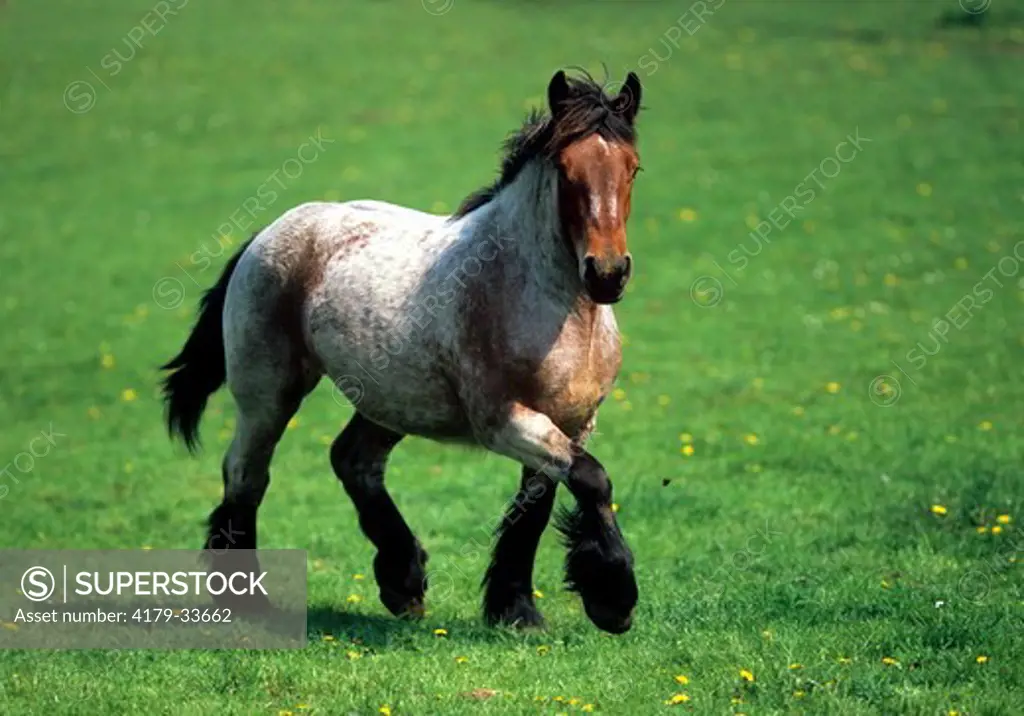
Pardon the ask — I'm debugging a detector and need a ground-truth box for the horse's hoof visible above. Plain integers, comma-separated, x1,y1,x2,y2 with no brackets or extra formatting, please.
380,588,425,620
485,594,545,629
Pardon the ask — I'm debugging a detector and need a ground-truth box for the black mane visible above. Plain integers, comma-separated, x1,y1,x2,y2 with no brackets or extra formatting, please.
453,71,638,219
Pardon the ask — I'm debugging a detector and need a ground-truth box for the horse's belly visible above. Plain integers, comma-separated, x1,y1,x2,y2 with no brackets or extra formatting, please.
343,374,470,440
310,321,470,438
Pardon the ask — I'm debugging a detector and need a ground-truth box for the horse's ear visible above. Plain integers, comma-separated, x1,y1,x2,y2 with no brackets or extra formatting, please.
614,72,642,124
548,70,570,118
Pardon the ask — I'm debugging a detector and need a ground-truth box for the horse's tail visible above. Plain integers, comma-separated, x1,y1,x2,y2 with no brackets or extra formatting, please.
160,236,255,453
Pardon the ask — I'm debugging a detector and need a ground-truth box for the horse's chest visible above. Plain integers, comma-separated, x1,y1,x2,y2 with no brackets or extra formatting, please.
529,316,620,436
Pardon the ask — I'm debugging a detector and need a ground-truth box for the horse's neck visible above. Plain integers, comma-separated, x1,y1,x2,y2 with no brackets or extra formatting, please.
472,161,582,309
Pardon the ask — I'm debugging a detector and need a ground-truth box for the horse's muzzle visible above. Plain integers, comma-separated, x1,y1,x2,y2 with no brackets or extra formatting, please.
583,254,632,304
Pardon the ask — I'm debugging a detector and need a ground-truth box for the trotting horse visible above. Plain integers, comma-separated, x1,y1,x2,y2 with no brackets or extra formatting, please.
161,70,643,633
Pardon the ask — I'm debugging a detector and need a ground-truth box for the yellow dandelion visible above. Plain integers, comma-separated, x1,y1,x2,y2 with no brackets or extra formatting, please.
121,388,138,402
739,669,755,683
322,634,335,641
101,353,115,369
731,696,743,705
345,594,362,604
353,573,365,580
931,504,948,516
345,650,361,660
978,420,993,431
997,514,1011,524
976,655,989,664
658,394,671,406
825,381,841,394
455,656,468,664
792,406,805,416
681,444,695,457
761,629,772,640
793,690,806,698
679,432,693,443
287,417,300,430
533,588,544,598
612,388,627,401
674,675,689,685
743,433,759,446
665,693,690,705
789,663,803,670
977,526,989,534
279,711,293,716
537,644,550,655
296,704,309,710
582,705,595,713
881,579,891,589
917,182,933,197
611,502,620,513
379,706,391,716
882,657,899,666
678,208,698,223
568,698,581,706
433,628,448,637
992,525,1003,535
838,657,852,664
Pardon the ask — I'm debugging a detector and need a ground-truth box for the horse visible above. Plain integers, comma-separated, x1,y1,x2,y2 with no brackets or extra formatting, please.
160,69,644,633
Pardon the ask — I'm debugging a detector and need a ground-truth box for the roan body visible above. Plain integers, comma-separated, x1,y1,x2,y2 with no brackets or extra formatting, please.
161,70,644,632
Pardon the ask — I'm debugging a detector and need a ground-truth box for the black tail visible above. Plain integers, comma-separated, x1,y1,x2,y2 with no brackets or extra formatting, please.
160,238,255,453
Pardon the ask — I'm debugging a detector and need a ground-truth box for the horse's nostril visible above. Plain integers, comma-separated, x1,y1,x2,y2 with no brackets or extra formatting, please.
583,256,598,282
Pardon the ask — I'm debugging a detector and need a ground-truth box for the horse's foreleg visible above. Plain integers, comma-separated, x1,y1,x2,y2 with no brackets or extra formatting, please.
557,451,637,634
330,413,426,618
477,403,576,479
483,467,557,627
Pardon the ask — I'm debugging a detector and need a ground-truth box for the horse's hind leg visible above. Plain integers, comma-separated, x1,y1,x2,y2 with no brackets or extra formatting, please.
329,413,427,618
206,346,313,609
483,468,556,627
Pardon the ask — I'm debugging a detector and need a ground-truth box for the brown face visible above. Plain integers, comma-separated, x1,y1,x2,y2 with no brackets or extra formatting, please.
557,134,640,304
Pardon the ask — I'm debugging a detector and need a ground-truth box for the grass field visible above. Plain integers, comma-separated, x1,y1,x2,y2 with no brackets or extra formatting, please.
2,0,1024,713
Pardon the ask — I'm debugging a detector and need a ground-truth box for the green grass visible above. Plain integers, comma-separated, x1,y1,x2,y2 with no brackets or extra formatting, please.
2,0,1024,713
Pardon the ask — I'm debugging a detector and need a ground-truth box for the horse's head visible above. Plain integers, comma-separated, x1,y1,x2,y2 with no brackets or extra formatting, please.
549,70,642,305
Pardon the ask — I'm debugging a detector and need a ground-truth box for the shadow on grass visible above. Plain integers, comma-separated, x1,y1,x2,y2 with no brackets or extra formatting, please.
306,605,551,649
